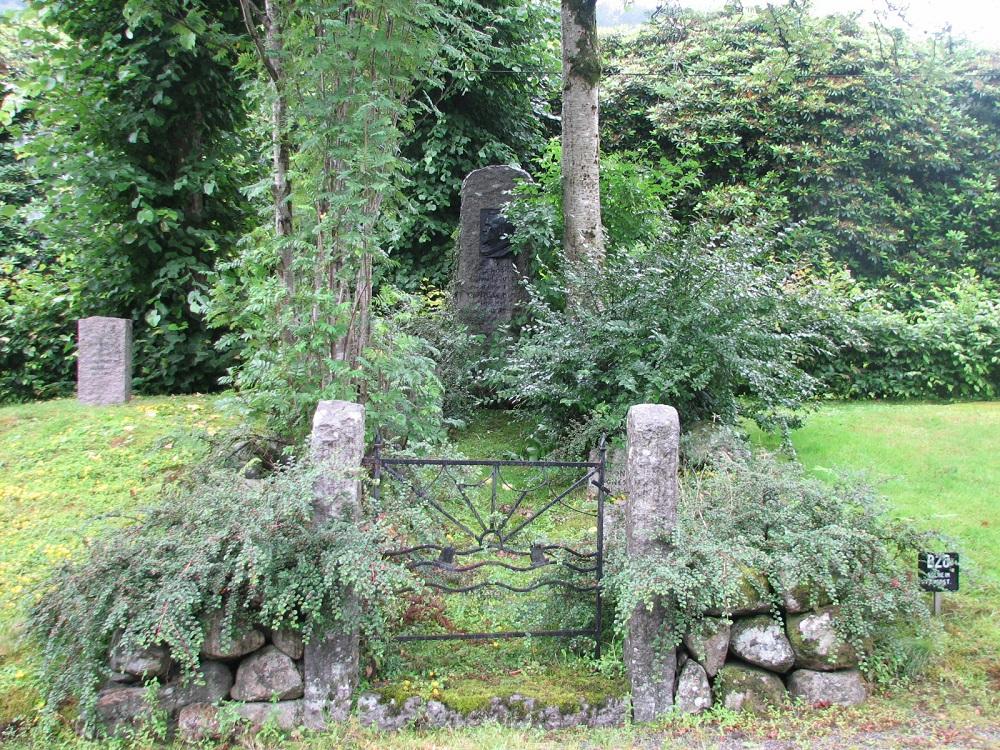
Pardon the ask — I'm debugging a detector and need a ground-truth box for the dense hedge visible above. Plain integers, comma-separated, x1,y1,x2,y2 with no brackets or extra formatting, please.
601,5,1000,299
814,276,1000,400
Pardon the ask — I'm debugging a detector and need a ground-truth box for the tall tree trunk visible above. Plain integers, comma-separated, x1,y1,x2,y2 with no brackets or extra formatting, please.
561,0,605,268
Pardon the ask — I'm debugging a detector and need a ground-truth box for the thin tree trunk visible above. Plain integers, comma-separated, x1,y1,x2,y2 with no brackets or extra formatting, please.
264,0,294,297
561,0,605,268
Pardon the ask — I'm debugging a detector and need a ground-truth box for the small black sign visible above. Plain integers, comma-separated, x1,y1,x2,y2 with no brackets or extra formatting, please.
919,551,959,592
479,208,515,258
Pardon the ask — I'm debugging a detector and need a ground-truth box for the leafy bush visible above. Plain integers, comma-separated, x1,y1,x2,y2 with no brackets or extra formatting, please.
14,1,252,396
216,285,450,445
0,267,78,403
497,214,836,449
812,274,1000,400
506,141,678,281
601,4,1000,298
28,461,414,729
605,453,937,681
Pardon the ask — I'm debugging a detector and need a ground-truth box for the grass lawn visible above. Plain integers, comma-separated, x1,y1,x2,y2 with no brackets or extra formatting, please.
753,401,1000,587
0,397,998,749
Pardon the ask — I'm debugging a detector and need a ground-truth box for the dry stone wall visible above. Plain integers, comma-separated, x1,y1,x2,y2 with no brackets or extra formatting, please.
621,407,871,721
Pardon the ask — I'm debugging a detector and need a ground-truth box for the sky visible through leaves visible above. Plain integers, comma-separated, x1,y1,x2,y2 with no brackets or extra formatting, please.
598,0,1000,48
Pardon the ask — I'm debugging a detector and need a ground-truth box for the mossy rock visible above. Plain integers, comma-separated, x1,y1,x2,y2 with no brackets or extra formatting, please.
708,567,772,616
713,664,787,715
683,617,730,677
375,668,625,718
786,606,861,670
781,578,834,614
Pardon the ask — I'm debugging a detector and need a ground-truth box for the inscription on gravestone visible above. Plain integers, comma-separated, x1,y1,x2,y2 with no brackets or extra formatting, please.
454,165,531,336
77,316,133,405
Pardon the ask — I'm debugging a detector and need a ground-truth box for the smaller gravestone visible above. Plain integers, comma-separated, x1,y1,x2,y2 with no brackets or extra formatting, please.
454,165,531,336
77,317,132,405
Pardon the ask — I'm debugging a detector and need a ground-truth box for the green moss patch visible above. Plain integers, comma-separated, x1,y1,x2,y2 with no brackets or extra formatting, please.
374,666,625,717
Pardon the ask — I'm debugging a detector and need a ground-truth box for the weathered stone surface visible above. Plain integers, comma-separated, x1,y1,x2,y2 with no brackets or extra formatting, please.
782,579,834,614
624,404,680,723
356,692,627,731
77,317,132,405
453,165,532,336
714,664,787,715
675,660,712,714
787,669,868,707
160,661,233,712
707,568,772,617
200,611,266,660
232,646,303,702
683,618,731,678
304,400,364,729
233,700,304,731
109,640,172,680
272,629,304,660
177,702,222,743
787,607,860,671
93,686,151,734
177,700,304,741
729,615,796,673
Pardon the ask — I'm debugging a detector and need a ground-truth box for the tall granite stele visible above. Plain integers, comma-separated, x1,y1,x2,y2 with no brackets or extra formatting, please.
454,165,531,336
77,316,133,405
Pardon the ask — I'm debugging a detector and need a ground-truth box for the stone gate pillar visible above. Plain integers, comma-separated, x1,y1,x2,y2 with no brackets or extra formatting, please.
624,404,680,722
304,400,365,728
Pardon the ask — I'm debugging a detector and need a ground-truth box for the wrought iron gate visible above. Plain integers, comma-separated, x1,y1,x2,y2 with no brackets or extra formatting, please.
367,433,608,658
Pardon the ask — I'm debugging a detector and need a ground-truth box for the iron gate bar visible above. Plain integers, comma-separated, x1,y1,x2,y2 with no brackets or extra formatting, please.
384,543,597,559
377,457,600,468
395,628,595,643
406,559,598,575
368,431,608,658
424,578,598,594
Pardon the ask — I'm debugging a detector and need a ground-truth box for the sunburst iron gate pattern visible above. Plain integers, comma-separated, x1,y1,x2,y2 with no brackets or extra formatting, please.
367,434,609,659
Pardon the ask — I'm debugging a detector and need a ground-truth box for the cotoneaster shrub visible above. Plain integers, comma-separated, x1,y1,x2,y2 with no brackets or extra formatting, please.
27,461,414,730
604,452,939,683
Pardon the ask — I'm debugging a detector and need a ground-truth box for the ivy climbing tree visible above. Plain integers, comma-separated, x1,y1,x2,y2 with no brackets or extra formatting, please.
223,0,450,435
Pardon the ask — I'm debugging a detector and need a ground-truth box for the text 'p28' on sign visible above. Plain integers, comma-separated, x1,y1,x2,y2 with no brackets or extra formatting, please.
919,552,959,592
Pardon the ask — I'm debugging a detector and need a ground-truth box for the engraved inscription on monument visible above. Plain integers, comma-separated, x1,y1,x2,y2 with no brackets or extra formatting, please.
77,316,133,405
454,165,531,336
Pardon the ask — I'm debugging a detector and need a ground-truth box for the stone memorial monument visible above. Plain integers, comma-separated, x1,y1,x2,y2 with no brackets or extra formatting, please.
454,165,531,336
77,316,133,405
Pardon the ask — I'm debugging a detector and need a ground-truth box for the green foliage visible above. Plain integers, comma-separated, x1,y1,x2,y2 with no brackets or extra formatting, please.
15,0,251,395
497,214,833,449
27,460,414,731
811,273,1000,400
357,288,451,447
388,0,559,291
507,140,678,277
215,0,448,439
602,4,1000,299
605,453,937,681
0,266,77,402
0,14,78,404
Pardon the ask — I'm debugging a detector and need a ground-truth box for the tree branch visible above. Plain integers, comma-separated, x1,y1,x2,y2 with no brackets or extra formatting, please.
238,0,280,84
